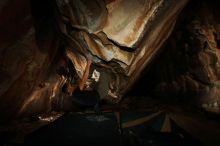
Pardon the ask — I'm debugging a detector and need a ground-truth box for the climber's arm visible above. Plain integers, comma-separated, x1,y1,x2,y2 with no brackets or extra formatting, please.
79,58,92,91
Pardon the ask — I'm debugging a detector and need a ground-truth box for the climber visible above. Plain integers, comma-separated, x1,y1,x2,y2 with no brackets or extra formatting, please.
68,56,101,114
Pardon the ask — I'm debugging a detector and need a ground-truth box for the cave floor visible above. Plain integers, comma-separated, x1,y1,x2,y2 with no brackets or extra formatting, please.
1,97,220,146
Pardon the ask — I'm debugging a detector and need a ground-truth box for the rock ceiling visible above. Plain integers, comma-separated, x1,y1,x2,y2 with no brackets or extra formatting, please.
56,0,188,100
0,0,188,120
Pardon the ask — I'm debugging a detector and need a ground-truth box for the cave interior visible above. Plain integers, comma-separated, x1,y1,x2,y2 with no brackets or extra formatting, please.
0,0,220,146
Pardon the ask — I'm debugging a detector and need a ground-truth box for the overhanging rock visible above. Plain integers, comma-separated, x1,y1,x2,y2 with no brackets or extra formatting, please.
57,0,189,102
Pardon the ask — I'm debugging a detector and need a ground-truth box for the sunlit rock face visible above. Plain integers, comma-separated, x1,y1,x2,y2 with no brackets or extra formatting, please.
0,0,188,121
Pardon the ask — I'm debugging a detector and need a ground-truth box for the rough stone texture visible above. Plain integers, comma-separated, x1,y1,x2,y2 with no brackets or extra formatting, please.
0,0,189,121
56,0,188,101
0,0,65,122
103,0,164,48
141,1,220,112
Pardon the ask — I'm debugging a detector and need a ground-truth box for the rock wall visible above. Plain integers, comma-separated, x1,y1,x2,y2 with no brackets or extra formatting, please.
0,0,66,122
55,0,188,102
0,0,190,121
142,0,220,112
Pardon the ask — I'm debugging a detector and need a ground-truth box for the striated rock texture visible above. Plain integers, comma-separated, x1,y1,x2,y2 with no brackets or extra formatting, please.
56,0,188,101
0,0,189,121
